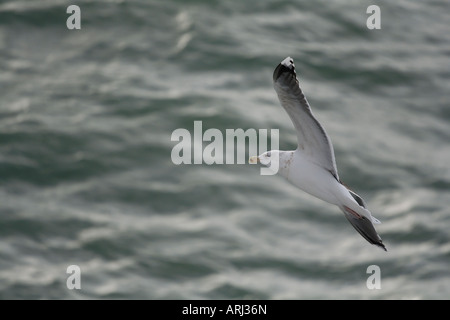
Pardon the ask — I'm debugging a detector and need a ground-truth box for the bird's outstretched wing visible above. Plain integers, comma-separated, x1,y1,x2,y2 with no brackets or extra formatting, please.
341,205,387,251
273,57,339,180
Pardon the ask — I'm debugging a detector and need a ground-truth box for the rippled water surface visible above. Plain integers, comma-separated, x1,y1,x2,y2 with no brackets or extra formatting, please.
0,0,449,299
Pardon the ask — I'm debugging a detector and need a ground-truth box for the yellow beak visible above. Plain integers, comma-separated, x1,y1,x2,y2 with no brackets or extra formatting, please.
249,156,260,164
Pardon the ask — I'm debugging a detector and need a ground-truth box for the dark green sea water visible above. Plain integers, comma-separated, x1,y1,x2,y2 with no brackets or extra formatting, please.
0,0,449,299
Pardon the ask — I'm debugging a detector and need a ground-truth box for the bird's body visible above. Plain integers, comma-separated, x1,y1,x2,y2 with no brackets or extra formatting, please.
250,57,386,251
278,150,347,206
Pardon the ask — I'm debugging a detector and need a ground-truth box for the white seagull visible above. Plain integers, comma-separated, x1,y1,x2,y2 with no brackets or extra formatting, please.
250,57,386,251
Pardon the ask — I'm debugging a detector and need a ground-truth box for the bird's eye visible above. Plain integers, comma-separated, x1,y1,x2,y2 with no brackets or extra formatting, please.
266,152,271,157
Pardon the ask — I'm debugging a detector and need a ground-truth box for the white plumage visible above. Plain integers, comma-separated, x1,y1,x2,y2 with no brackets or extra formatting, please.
251,57,386,251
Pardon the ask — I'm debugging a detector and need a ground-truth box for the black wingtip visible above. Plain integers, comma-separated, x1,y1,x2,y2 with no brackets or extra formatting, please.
341,206,387,252
377,242,388,252
273,57,296,82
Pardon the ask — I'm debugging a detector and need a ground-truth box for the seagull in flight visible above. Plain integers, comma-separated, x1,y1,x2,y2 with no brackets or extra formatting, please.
250,57,386,251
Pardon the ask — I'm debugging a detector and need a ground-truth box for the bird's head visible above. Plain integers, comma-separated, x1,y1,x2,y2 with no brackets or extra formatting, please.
249,150,294,177
249,150,279,167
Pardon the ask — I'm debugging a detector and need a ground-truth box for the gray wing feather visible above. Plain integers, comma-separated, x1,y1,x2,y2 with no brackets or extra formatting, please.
341,206,387,251
273,57,339,180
